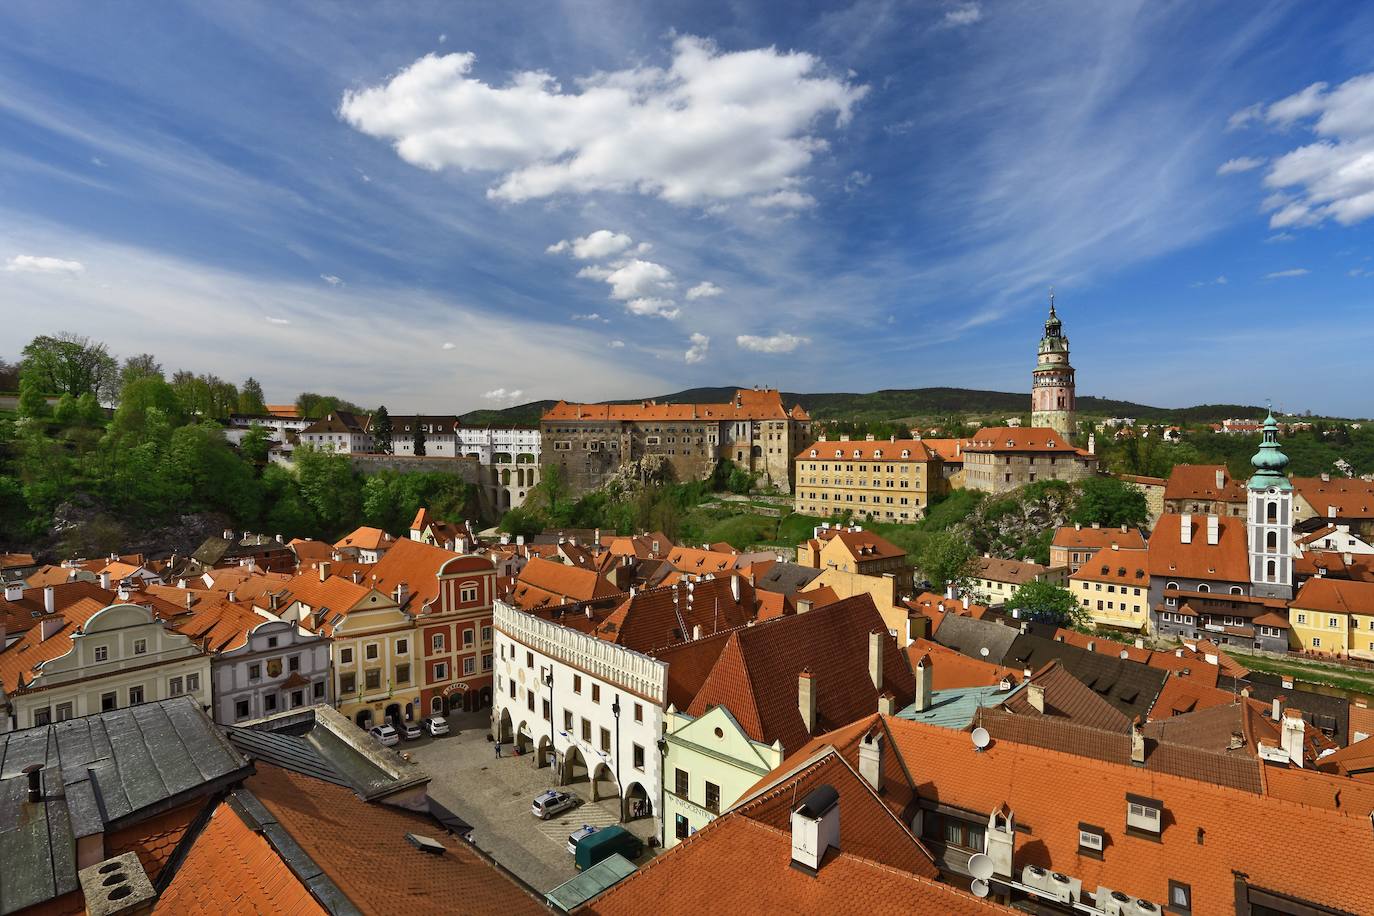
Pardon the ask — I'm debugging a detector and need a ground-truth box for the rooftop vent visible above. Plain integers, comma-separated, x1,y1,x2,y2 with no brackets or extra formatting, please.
405,833,447,855
77,852,155,916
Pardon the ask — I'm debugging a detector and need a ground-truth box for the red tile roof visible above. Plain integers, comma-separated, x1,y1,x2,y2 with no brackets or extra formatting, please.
976,555,1051,584
1148,673,1236,719
107,802,201,886
815,527,906,562
155,799,324,914
961,427,1086,454
247,764,544,914
1069,547,1150,585
1002,660,1131,732
1053,525,1147,551
664,546,743,574
172,597,270,653
796,439,936,462
904,638,1018,690
686,595,915,754
369,537,480,613
544,388,809,422
0,580,116,635
1294,476,1374,519
509,556,618,610
334,526,396,552
595,578,754,653
1292,575,1374,614
1148,513,1250,583
1163,464,1246,503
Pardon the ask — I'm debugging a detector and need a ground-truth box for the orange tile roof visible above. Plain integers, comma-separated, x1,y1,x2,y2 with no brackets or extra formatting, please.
0,552,35,568
1148,513,1250,583
0,596,111,692
686,595,915,753
509,556,618,610
155,799,324,915
917,437,964,463
334,526,396,552
816,527,907,562
976,555,1050,584
1293,475,1374,519
278,571,378,628
1069,547,1150,585
904,638,1018,689
796,439,936,461
22,565,82,588
1002,660,1130,732
1351,701,1374,741
1317,736,1374,779
1292,575,1374,614
1163,464,1246,503
173,597,269,653
961,427,1085,454
595,578,754,653
369,537,474,613
107,802,202,885
1052,525,1147,551
1148,672,1235,718
664,546,742,574
288,538,335,564
0,580,116,635
248,764,543,914
544,388,808,422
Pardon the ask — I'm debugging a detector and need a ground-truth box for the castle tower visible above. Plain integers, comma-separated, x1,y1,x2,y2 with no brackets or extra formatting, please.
1031,290,1076,443
1247,410,1293,600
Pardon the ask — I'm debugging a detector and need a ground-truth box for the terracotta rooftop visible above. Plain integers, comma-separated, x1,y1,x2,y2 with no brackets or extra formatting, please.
903,638,1018,690
1292,575,1374,614
961,426,1089,454
172,597,270,654
369,537,482,613
1002,660,1131,732
509,556,619,610
1163,464,1246,503
796,438,937,462
975,555,1051,585
1052,525,1147,551
543,388,809,423
815,527,907,562
1069,547,1150,585
0,580,118,636
1148,513,1250,583
594,577,755,653
664,546,743,574
1293,475,1374,519
333,526,396,552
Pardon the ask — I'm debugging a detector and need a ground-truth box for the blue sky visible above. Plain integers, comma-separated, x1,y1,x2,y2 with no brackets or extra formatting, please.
3,1,1374,416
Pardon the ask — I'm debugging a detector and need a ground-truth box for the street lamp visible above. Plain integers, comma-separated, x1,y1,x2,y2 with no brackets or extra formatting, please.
611,696,622,818
543,667,556,779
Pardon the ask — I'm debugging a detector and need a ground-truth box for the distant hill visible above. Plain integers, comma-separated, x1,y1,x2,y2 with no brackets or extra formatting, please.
458,387,1267,428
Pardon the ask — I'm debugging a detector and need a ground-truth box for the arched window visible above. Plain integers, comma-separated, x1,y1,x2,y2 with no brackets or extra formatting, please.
1267,501,1277,522
1230,586,1243,595
1166,581,1178,591
1196,584,1210,593
1266,531,1277,551
809,449,817,458
901,449,911,458
1267,560,1276,581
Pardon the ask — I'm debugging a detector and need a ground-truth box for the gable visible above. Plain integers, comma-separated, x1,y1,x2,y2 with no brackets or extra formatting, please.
675,706,776,774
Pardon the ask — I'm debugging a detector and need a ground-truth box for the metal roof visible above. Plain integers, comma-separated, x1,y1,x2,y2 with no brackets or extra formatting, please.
896,685,1012,730
545,853,637,911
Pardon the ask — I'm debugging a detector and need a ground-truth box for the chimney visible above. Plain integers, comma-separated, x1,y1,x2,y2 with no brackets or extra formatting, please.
790,785,840,874
1344,551,1354,566
1130,716,1146,765
796,598,813,614
1272,696,1285,721
962,594,970,610
40,615,64,641
945,584,956,601
226,590,236,603
692,624,702,640
878,691,896,715
799,669,817,734
730,575,741,603
1321,472,1331,482
868,629,884,693
1027,682,1046,714
100,571,112,590
1206,515,1219,546
5,582,25,601
912,654,931,712
1329,505,1338,519
1215,469,1225,489
1281,709,1306,767
76,852,156,916
1074,522,1082,531
44,586,55,614
185,592,194,610
23,763,42,803
352,570,362,584
858,728,883,790
1180,513,1192,544
516,535,525,547
1092,521,1101,529
318,561,331,583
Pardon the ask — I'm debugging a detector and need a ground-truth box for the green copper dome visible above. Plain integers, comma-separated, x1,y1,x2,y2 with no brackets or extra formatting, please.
1248,411,1291,490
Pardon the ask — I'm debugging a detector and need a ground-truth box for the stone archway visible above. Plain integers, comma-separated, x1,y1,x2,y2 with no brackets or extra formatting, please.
515,720,534,755
623,781,652,822
591,762,619,803
536,735,553,769
355,709,373,729
562,744,590,788
384,703,403,726
497,707,514,744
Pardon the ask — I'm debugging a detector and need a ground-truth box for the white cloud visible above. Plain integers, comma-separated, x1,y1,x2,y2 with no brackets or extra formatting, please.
90,156,106,168
1263,268,1309,279
570,312,608,322
625,297,679,319
1232,73,1374,229
578,258,680,318
1227,103,1263,131
320,273,344,286
608,339,626,348
265,315,292,325
1188,275,1228,288
1265,232,1295,243
844,170,872,192
441,341,456,350
482,387,524,404
685,281,722,300
548,230,635,260
338,36,866,208
4,254,85,275
684,333,710,364
943,3,983,27
438,33,447,44
736,332,811,353
1216,157,1265,176
750,189,816,210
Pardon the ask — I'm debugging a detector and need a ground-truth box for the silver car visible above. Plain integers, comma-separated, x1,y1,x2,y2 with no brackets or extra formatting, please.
369,725,399,747
567,824,600,855
531,790,577,820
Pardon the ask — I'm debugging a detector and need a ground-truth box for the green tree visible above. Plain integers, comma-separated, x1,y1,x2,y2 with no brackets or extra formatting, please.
413,418,427,457
915,531,981,594
53,393,79,426
76,393,104,426
295,445,362,536
498,506,544,540
241,424,272,464
261,464,318,537
20,333,118,399
238,377,267,415
110,376,184,441
17,374,49,419
1008,579,1088,628
119,353,162,389
1071,477,1148,529
539,463,568,517
727,466,755,494
372,406,393,454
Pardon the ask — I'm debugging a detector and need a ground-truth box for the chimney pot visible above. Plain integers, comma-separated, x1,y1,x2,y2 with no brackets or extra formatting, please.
1027,682,1046,714
798,669,817,734
43,586,55,614
1180,512,1193,544
23,763,42,802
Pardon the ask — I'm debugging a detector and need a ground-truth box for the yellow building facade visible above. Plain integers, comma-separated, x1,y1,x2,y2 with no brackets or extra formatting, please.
1287,578,1374,658
793,438,944,523
1067,548,1151,632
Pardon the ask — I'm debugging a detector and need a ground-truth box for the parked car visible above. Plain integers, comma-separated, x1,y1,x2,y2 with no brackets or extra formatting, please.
566,824,600,855
369,725,399,747
531,790,578,820
396,720,423,741
424,716,450,737
574,825,643,871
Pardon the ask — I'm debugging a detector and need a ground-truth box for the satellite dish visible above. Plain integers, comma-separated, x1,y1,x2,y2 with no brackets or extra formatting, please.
971,727,991,750
979,647,990,658
970,879,990,898
1119,650,1130,659
967,853,995,881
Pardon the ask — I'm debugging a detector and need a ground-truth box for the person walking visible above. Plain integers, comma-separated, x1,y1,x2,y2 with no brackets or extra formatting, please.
495,741,502,758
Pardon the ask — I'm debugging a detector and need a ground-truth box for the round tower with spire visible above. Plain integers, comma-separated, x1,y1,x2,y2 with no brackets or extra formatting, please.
1031,289,1077,443
1247,409,1293,600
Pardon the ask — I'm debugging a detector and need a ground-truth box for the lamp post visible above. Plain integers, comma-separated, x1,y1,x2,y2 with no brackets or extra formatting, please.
543,667,556,780
611,695,622,820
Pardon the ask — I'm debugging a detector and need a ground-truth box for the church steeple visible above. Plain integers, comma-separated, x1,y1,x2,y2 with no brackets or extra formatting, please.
1247,407,1293,600
1248,410,1291,491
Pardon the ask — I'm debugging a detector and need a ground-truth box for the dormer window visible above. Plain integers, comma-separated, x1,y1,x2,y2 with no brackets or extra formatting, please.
1047,440,1056,447
834,449,843,458
810,449,817,457
1126,793,1162,838
1078,822,1105,858
853,449,861,459
873,450,883,459
901,449,910,458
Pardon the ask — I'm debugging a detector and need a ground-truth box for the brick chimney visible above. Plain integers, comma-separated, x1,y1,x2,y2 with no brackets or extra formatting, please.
868,629,884,693
912,654,931,713
858,728,883,790
799,669,817,734
318,561,331,583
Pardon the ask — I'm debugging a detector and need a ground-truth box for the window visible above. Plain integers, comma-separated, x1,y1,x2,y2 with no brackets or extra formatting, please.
482,653,493,672
1297,613,1307,624
432,633,446,653
235,698,251,720
101,692,117,712
581,718,592,741
592,684,601,703
34,708,52,727
633,743,645,769
169,676,184,695
923,813,984,850
1127,794,1162,836
526,651,534,668
461,655,474,675
340,647,354,664
542,698,551,720
705,781,720,813
94,646,109,662
527,691,535,712
249,663,262,680
133,639,147,655
481,626,493,644
1078,823,1105,857
1313,636,1322,648
396,663,410,684
292,689,304,708
313,680,325,699
288,654,300,672
56,702,73,722
460,584,478,603
365,643,379,661
186,673,199,692
1168,880,1192,914
634,702,643,723
341,672,356,694
396,639,408,655
600,727,611,753
365,669,381,690
435,662,449,681
675,768,690,797
1330,617,1339,629
463,629,475,648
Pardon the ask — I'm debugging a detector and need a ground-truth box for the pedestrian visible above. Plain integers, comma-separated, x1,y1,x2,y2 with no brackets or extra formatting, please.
495,741,502,758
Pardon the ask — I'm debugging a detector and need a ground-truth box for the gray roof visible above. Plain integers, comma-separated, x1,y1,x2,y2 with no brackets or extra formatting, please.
931,614,1020,662
1000,633,1167,722
0,697,250,915
751,562,824,596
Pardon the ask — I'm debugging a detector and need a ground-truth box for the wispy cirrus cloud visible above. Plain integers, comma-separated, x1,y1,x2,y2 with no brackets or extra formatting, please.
4,254,85,274
736,332,811,353
1264,268,1309,279
1217,156,1264,176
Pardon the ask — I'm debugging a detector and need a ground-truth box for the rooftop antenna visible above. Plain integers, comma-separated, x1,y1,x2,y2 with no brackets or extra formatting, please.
1048,286,1056,315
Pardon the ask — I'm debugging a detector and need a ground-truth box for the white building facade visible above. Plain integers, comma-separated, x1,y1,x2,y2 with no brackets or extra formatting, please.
457,427,542,509
212,618,333,724
492,600,665,827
